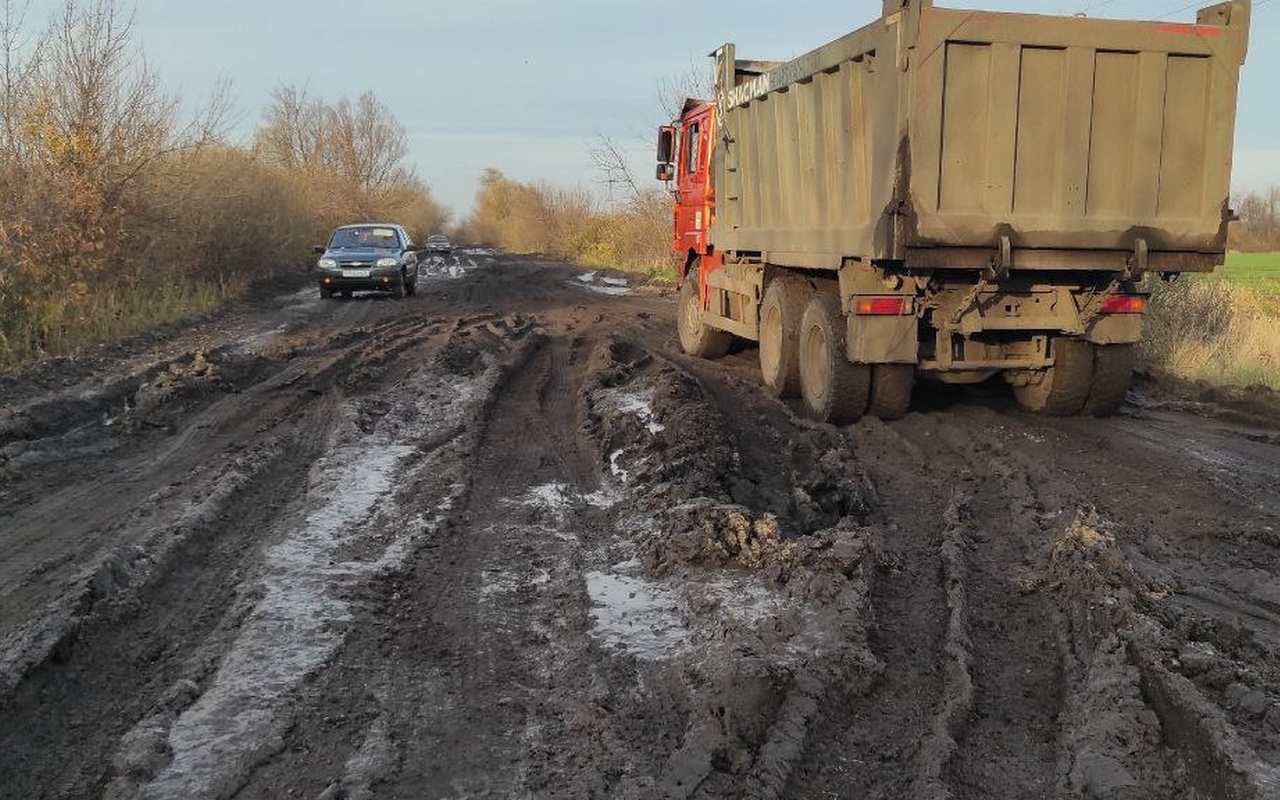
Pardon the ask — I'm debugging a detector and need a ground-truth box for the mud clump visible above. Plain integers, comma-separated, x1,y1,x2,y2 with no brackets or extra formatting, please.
132,351,221,417
649,502,791,574
646,499,876,594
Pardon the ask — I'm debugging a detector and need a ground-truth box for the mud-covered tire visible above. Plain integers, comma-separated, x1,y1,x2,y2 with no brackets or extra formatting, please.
798,292,871,424
867,364,915,420
405,272,418,297
391,274,407,299
1084,344,1135,417
1013,337,1094,415
758,277,811,397
677,278,733,359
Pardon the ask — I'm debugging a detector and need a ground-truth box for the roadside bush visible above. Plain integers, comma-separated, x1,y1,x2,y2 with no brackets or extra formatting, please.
0,0,448,371
457,167,676,281
1142,276,1280,390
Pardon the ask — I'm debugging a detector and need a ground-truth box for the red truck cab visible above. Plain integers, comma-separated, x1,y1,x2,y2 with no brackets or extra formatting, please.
658,100,716,285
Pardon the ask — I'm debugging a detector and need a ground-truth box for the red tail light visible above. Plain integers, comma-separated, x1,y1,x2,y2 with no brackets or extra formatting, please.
854,296,909,315
1099,295,1145,314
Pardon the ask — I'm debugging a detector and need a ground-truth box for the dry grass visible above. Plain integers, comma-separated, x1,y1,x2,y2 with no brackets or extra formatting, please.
0,1,448,372
457,168,677,283
1142,276,1280,390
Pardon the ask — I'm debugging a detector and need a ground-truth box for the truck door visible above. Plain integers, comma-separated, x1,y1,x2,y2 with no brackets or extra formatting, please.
675,106,713,259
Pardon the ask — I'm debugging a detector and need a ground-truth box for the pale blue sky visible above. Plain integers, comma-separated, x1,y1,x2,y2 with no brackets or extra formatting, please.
111,0,1280,214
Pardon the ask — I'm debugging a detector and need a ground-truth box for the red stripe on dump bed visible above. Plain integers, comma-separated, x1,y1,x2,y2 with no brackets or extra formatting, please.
1153,23,1223,37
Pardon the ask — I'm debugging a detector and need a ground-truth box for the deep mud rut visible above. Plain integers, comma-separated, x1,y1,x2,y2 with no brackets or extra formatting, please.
2,252,1279,799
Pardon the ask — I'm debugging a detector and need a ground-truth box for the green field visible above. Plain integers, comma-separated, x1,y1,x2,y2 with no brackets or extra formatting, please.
1219,251,1280,292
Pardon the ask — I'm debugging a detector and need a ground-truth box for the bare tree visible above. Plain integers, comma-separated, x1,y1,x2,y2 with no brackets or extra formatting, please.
255,84,328,171
0,0,38,158
656,57,714,123
327,91,409,192
589,133,644,208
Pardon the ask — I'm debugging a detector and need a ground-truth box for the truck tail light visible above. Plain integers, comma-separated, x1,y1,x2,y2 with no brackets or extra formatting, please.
854,296,909,315
1099,295,1145,314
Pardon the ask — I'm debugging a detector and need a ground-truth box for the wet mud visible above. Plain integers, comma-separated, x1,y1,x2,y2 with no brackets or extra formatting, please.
1,254,1278,798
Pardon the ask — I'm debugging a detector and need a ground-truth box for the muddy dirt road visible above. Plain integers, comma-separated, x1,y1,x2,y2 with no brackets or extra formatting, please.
2,252,1279,799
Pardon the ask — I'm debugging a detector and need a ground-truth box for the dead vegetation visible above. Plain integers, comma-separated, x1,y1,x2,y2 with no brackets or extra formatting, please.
1231,186,1280,252
0,0,448,371
1143,275,1280,390
455,136,675,281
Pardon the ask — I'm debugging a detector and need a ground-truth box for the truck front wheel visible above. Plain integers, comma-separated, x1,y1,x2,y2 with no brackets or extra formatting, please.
798,293,871,424
759,277,811,397
1012,337,1094,415
677,278,732,359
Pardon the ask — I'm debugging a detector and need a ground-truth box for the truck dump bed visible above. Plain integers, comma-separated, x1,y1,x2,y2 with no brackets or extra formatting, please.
711,0,1250,272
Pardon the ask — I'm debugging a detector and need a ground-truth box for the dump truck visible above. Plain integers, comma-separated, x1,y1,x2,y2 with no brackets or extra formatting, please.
657,0,1251,422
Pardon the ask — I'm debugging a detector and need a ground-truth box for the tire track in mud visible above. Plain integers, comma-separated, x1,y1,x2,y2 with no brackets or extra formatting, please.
903,402,1280,798
5,255,1280,798
0,314,468,799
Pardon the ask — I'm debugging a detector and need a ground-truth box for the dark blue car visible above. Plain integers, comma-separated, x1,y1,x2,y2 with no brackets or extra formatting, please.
313,223,420,299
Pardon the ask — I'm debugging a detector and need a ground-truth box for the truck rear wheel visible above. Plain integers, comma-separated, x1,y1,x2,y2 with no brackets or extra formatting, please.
1012,336,1094,415
759,277,811,397
1084,344,1135,417
677,278,732,359
798,292,870,424
867,364,915,420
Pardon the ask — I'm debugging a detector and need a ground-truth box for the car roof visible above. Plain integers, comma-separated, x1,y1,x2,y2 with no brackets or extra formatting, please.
337,223,402,231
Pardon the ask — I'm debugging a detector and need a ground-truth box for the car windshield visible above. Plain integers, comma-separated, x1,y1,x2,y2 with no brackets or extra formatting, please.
329,227,400,250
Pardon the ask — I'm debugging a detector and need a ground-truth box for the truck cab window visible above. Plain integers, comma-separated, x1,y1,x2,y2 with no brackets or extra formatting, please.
685,122,700,175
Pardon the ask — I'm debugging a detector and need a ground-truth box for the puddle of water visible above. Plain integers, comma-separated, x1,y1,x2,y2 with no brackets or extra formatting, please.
419,256,479,280
601,277,629,287
585,562,785,662
609,448,629,483
521,481,618,511
585,284,631,296
611,389,664,434
585,570,688,660
149,438,411,797
142,372,487,798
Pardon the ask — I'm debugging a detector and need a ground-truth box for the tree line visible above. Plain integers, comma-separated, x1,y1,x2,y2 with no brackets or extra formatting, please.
0,0,447,369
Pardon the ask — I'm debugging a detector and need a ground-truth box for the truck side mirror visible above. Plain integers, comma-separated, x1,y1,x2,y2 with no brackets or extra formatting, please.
657,125,676,163
656,163,674,182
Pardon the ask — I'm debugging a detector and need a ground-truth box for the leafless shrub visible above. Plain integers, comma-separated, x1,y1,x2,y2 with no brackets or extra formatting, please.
1143,277,1280,389
457,166,673,278
1231,187,1280,251
0,1,446,370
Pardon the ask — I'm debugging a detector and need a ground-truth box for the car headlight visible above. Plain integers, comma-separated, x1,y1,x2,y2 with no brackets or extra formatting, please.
318,258,337,269
376,257,398,267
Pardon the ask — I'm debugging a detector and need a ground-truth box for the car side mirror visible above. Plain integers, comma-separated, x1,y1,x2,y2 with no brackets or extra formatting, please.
656,163,674,182
313,245,325,255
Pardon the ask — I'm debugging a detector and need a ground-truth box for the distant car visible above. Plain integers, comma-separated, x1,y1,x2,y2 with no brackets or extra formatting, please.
424,234,452,255
313,224,419,299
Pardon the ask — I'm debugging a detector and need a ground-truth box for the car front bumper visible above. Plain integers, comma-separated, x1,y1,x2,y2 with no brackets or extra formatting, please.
318,269,402,292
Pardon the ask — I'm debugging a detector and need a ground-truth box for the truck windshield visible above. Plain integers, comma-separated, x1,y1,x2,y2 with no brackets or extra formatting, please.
329,227,400,249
